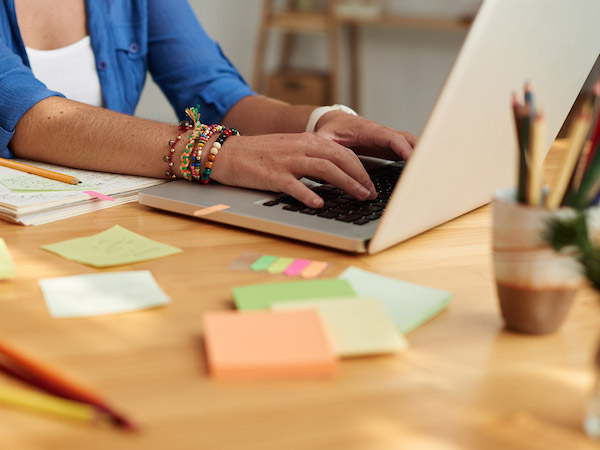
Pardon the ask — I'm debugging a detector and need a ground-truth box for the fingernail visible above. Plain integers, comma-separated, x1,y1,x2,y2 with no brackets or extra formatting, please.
357,186,370,199
311,197,323,208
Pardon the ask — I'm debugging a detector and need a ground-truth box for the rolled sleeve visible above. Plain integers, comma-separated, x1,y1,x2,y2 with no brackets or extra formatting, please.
147,0,255,123
0,41,64,158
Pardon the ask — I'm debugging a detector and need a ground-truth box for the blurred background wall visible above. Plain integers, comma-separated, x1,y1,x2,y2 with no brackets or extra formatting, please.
135,0,597,136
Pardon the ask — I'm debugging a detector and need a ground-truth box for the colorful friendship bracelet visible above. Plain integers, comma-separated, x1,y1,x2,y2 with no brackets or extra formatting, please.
201,127,239,184
164,120,193,179
181,106,208,181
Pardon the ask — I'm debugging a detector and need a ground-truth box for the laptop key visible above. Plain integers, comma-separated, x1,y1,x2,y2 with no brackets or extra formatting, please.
283,204,304,212
263,200,280,207
300,208,319,215
353,218,371,225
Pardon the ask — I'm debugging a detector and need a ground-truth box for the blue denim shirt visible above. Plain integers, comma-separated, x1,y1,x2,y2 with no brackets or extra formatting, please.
0,0,255,158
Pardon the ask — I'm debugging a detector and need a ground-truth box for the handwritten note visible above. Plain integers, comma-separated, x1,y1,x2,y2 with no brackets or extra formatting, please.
0,238,15,280
41,225,182,267
0,175,97,192
38,271,170,318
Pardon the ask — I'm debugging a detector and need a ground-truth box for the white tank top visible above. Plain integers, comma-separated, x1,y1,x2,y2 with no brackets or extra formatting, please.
25,35,104,107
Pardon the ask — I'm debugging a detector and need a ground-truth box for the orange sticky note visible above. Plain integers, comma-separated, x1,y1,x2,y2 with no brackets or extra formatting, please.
203,310,337,379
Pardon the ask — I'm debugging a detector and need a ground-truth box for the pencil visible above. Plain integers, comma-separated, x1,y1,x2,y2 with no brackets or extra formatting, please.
527,112,546,206
0,341,137,431
0,158,81,185
0,384,103,424
545,111,592,209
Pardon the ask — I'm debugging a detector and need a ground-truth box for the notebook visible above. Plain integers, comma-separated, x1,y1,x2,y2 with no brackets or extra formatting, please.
139,0,600,253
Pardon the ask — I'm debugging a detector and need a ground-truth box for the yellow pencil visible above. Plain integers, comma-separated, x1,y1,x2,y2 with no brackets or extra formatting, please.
545,112,592,209
527,113,546,207
0,384,103,424
0,158,80,185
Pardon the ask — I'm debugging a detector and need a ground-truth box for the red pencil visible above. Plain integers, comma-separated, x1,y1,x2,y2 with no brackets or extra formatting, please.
0,341,137,431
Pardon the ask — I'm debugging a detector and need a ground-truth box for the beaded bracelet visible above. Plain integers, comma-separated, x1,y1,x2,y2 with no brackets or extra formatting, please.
190,124,224,180
201,127,239,184
164,120,193,179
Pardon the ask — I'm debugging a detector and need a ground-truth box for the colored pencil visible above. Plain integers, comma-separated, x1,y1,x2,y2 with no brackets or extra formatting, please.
527,112,546,206
0,341,136,431
513,94,532,204
0,158,80,185
546,111,591,209
0,384,105,424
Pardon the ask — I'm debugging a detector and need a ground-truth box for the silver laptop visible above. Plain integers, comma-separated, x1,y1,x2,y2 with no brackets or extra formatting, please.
139,0,600,254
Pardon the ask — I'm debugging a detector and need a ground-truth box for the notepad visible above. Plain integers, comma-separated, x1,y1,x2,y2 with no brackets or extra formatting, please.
41,225,182,267
338,267,451,333
203,310,337,379
232,279,356,311
272,298,408,357
0,238,15,280
38,271,170,318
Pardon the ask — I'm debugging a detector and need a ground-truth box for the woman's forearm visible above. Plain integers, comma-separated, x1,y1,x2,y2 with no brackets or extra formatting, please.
10,96,183,178
221,95,315,135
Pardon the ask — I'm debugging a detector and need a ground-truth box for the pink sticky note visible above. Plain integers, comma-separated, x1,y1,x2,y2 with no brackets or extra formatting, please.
83,191,115,201
283,259,311,276
203,310,337,379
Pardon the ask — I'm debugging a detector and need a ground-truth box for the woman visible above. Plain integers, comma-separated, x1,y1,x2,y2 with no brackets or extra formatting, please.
0,0,416,209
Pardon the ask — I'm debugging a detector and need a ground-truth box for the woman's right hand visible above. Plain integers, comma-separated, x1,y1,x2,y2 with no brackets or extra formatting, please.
209,132,377,209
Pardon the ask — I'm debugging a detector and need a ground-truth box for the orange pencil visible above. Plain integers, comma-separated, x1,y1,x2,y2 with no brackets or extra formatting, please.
0,340,136,431
0,158,80,185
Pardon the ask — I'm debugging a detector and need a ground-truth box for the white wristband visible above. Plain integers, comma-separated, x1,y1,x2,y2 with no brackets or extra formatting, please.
305,104,358,133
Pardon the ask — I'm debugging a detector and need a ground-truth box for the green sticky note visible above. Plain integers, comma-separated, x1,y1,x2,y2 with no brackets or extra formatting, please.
41,225,182,268
267,257,295,274
251,255,278,271
0,238,15,280
338,267,451,333
233,278,356,311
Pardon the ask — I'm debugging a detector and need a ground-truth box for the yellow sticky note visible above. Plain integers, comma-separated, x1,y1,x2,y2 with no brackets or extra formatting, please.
273,298,407,357
41,225,182,268
0,238,15,279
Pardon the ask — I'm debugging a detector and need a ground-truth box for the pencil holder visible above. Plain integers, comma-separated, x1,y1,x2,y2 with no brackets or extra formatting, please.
492,187,585,334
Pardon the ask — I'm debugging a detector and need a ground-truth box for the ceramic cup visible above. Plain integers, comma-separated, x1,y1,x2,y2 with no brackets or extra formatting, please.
492,187,584,334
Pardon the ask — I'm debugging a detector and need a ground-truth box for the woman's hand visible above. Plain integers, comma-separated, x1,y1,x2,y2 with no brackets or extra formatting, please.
210,132,377,209
315,111,418,161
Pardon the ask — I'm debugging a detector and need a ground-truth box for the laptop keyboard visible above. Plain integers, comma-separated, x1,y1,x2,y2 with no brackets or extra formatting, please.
262,162,404,226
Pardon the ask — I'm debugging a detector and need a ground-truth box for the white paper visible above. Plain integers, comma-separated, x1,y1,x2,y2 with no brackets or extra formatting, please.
0,160,167,225
38,271,171,318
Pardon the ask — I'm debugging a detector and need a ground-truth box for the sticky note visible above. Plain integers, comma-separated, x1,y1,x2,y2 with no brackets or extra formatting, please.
338,267,451,333
41,225,182,267
38,271,170,318
283,259,311,276
83,191,115,201
273,298,408,357
267,257,294,274
251,255,278,271
300,261,329,279
0,238,15,280
232,278,356,311
203,310,337,379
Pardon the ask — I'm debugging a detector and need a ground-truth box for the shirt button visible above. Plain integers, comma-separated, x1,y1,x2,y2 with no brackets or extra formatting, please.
97,60,108,71
129,43,139,53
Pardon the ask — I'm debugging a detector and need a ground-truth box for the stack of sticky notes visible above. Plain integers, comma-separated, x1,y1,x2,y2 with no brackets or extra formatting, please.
203,310,337,379
203,269,451,380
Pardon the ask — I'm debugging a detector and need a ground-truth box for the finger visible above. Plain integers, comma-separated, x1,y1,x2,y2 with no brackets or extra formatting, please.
303,139,376,196
365,127,414,161
277,175,325,209
299,157,374,202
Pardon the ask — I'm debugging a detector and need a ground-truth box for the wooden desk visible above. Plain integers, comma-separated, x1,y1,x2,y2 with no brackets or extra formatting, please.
0,143,599,449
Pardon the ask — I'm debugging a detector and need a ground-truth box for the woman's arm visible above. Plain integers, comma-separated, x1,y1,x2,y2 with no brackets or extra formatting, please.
9,96,379,208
